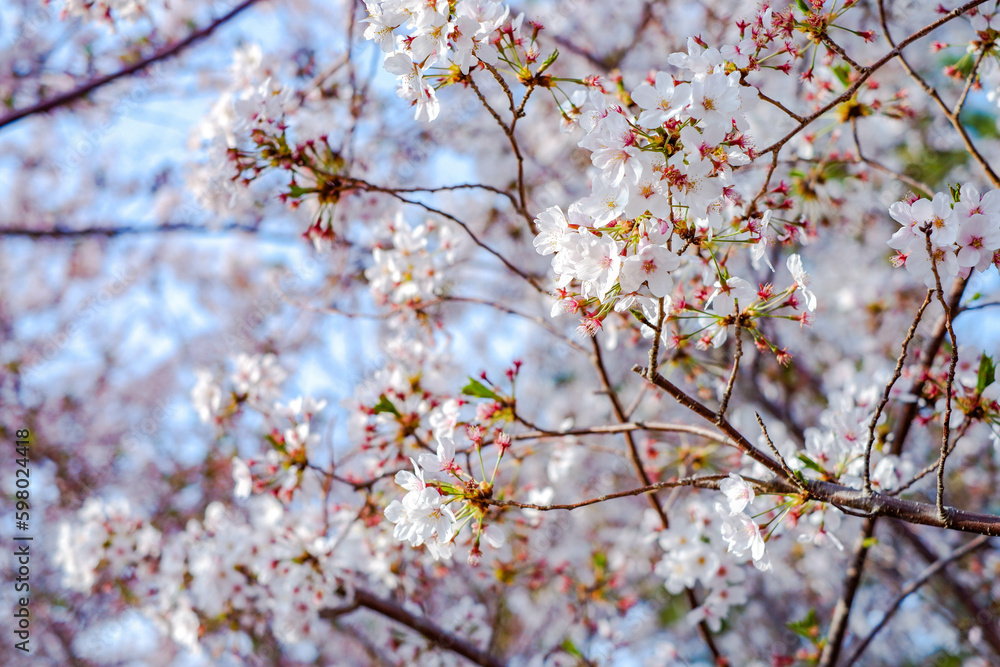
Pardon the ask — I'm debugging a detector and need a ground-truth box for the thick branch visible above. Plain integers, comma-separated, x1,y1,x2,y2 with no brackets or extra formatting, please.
817,518,876,667
634,366,789,480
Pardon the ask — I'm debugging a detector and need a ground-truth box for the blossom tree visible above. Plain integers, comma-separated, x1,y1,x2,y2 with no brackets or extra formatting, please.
6,0,1000,665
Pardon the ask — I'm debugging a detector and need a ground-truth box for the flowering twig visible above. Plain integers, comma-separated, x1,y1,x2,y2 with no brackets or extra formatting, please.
759,0,989,159
876,0,1000,188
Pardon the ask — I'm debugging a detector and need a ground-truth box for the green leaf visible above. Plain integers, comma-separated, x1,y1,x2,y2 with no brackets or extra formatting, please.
794,0,810,12
537,49,559,75
629,308,653,328
787,608,819,639
796,453,827,475
462,377,500,401
373,394,401,417
977,354,996,394
287,183,311,199
831,63,851,87
560,638,583,658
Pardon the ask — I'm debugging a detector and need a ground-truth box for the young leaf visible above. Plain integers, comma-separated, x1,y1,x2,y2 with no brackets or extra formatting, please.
977,354,996,394
786,608,819,639
462,377,500,401
373,394,401,417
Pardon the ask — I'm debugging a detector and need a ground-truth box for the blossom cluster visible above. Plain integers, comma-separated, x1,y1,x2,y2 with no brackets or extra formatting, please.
717,473,770,571
653,498,753,632
56,494,354,656
191,352,289,424
535,37,820,353
363,0,512,121
888,183,1000,287
365,212,463,308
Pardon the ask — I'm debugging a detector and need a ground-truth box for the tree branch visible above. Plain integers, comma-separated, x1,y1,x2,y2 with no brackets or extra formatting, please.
327,588,507,667
842,534,990,666
0,0,261,132
757,0,988,159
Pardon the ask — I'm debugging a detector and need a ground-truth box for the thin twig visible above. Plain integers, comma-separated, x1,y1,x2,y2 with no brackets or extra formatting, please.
383,191,546,293
876,0,1000,188
759,0,989,160
896,523,1000,658
0,0,261,131
849,117,934,197
862,289,933,493
592,338,724,663
716,323,742,423
489,474,732,510
890,419,971,496
842,535,990,666
923,231,959,523
818,31,866,73
755,412,804,491
330,588,507,667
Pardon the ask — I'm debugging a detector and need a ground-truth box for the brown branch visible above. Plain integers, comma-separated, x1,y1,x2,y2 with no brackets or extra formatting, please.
820,273,968,666
491,468,1000,537
890,419,971,496
842,534,991,666
592,338,724,663
635,365,789,480
755,412,803,491
896,523,1000,658
329,588,506,667
758,0,988,160
467,68,532,228
818,30,866,73
510,420,740,446
923,231,960,522
591,337,669,529
489,474,731,511
876,0,1000,188
381,191,546,293
753,86,805,123
0,0,261,132
862,289,933,493
0,221,298,241
848,117,934,197
716,324,742,423
818,517,877,667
